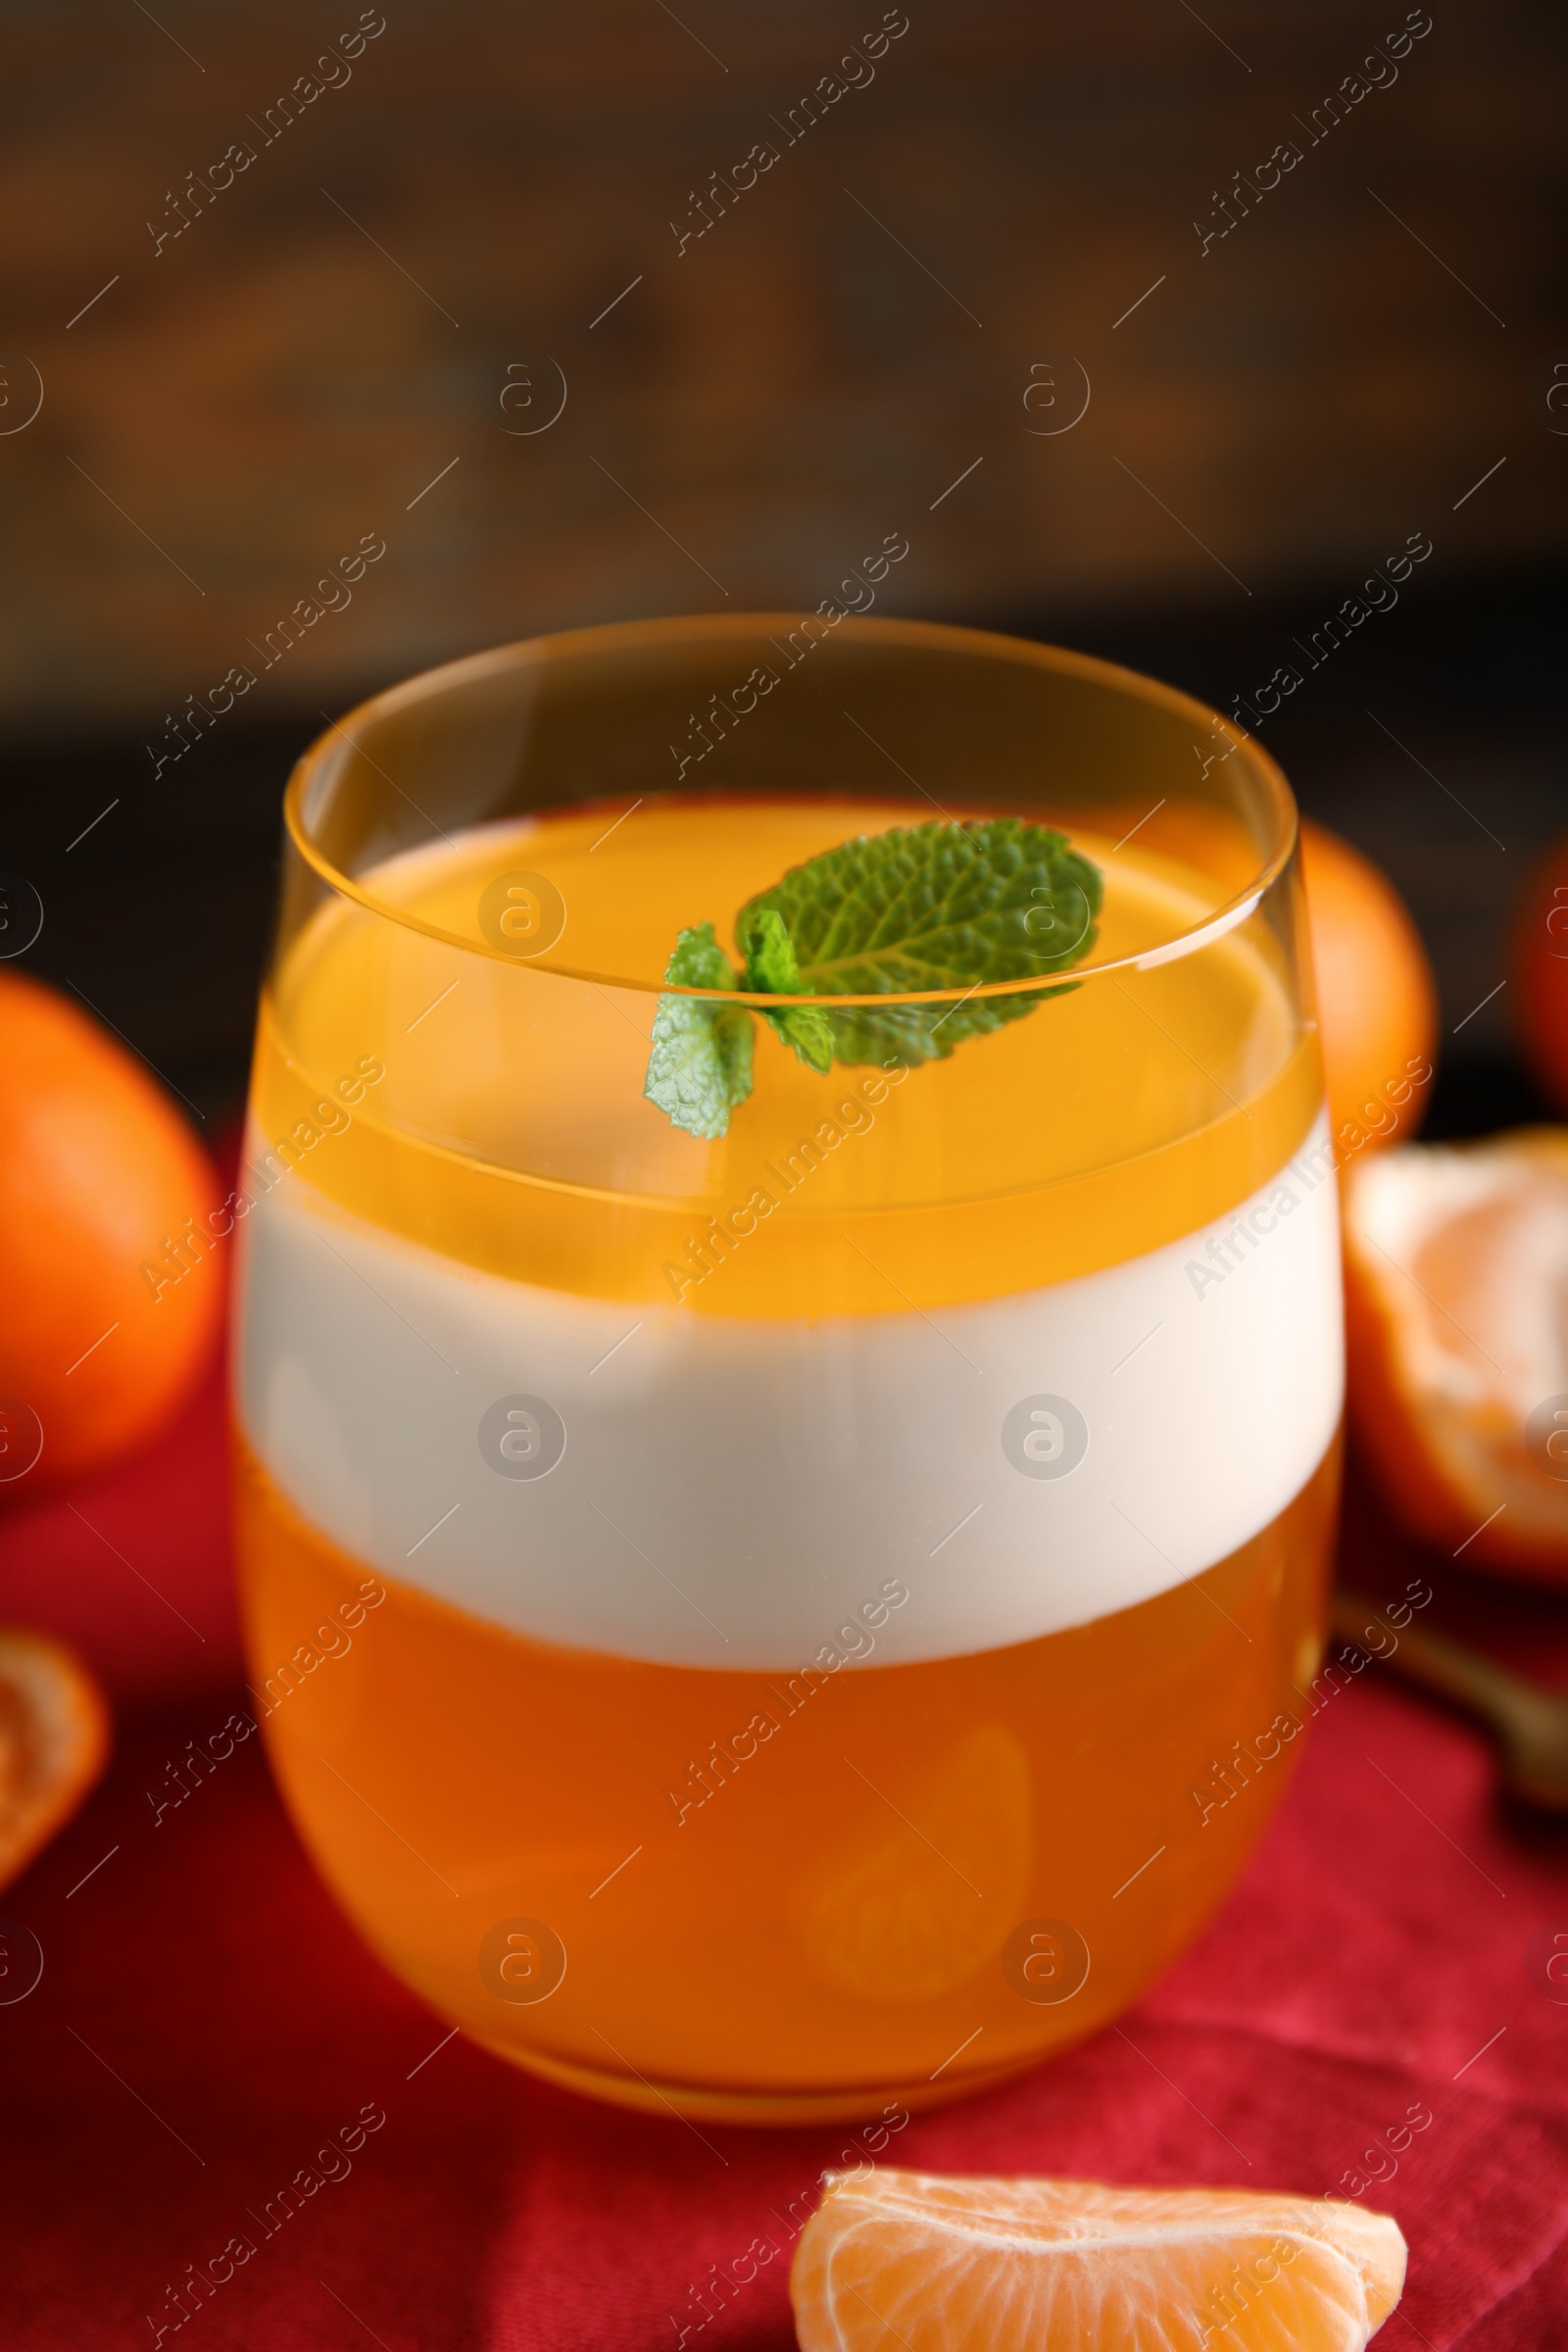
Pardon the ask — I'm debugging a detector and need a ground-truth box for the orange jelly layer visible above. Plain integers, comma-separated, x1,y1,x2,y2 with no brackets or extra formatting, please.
249,796,1320,1312
236,1437,1339,2119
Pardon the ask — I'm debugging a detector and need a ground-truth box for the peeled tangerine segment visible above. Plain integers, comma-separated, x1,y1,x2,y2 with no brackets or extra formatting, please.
1343,1129,1568,1579
788,1727,1031,2001
791,2170,1407,2352
0,1628,111,1891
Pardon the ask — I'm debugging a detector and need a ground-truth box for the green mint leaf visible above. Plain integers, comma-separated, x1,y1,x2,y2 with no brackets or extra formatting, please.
738,817,1102,1067
643,818,1103,1135
643,921,755,1139
741,904,804,994
740,906,836,1074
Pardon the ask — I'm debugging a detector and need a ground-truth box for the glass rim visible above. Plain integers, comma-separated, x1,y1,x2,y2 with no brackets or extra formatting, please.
283,611,1299,1006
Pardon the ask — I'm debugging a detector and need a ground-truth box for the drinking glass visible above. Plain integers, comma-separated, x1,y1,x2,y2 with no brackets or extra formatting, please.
232,613,1341,2123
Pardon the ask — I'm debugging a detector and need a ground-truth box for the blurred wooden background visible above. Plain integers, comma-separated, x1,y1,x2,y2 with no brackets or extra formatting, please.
1,0,1562,730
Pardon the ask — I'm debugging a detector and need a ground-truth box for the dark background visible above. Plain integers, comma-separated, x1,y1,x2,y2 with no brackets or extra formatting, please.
2,0,1564,1127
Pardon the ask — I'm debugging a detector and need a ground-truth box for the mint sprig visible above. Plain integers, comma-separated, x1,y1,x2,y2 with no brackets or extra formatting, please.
644,817,1102,1138
740,907,838,1073
642,921,755,1140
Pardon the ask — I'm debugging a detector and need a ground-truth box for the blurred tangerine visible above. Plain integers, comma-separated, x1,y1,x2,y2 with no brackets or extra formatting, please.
1511,826,1568,1112
0,970,222,1487
0,1628,110,1892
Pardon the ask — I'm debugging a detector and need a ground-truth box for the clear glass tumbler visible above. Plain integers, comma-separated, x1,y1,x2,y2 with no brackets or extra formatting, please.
232,613,1341,2123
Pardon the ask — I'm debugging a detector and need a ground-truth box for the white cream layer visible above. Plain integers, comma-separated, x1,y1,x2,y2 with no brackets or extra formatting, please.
234,1114,1343,1670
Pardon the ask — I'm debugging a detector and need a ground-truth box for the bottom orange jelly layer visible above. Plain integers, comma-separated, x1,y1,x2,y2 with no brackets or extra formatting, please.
235,1436,1340,2123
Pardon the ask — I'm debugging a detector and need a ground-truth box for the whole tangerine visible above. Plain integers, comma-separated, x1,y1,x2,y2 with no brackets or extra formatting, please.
1511,826,1568,1113
0,969,222,1489
1298,817,1438,1155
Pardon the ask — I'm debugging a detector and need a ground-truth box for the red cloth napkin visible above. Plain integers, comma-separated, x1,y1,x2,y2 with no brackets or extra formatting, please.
5,1285,1568,2346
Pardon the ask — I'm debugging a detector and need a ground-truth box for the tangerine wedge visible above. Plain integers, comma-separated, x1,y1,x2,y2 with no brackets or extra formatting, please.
1343,1130,1568,1579
0,1629,111,1892
791,2169,1406,2352
788,1726,1031,2002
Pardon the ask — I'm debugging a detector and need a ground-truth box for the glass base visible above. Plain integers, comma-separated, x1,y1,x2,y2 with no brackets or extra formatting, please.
461,2016,1056,2126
